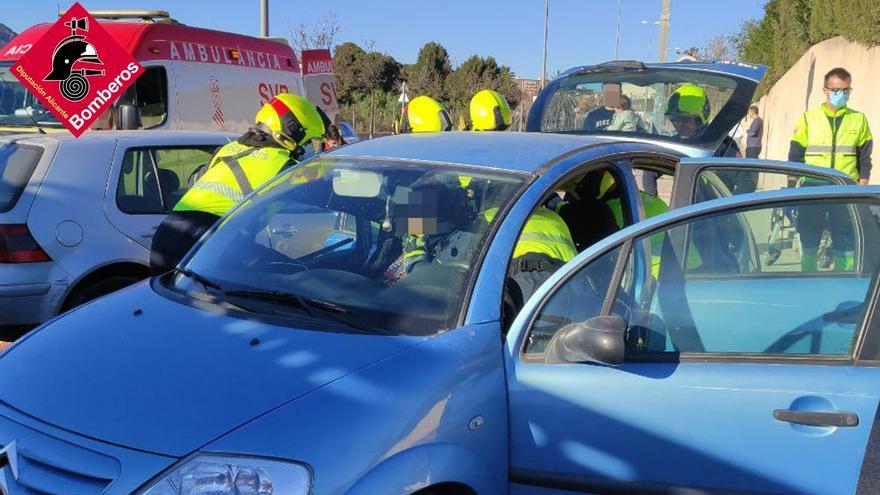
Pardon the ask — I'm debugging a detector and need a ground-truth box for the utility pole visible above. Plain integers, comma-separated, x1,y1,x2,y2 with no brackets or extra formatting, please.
260,0,269,37
540,0,549,89
614,0,621,59
657,0,671,62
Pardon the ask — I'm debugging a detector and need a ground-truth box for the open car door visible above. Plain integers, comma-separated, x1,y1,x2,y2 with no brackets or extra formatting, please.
669,157,855,209
506,185,880,495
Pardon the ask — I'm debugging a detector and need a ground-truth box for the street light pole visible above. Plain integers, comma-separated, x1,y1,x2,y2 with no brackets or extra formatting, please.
657,0,671,62
614,0,621,59
641,20,659,61
541,0,549,89
260,0,269,37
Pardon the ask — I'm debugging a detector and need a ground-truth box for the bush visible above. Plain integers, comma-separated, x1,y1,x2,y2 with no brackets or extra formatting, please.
739,0,880,98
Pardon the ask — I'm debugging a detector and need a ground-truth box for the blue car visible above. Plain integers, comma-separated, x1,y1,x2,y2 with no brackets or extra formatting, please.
0,63,875,495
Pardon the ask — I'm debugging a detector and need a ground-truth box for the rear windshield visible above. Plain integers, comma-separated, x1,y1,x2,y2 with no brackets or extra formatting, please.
535,68,753,149
0,143,43,212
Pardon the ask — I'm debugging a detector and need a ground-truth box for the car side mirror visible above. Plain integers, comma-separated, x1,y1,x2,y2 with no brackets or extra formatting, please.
116,104,142,130
544,315,627,366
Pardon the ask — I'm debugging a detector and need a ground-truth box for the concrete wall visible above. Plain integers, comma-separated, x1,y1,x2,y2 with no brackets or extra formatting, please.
748,37,880,183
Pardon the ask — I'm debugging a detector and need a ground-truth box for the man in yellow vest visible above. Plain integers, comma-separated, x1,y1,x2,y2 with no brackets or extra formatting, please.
150,94,327,275
789,67,872,271
391,90,576,308
386,95,456,276
789,67,873,184
470,89,577,307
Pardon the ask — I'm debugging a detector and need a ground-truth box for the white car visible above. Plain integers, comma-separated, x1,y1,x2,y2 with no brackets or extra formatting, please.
0,130,234,332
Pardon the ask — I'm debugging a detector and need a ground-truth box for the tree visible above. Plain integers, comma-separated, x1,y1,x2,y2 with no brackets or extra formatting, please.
700,36,733,61
333,42,401,103
356,41,404,137
289,11,341,59
333,42,367,104
445,54,518,119
683,46,701,58
405,42,452,99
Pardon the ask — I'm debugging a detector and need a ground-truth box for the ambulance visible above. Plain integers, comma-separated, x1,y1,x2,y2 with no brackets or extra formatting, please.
0,10,337,135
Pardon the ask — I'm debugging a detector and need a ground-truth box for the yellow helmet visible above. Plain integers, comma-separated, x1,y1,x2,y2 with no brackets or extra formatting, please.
470,89,512,131
254,93,327,150
665,84,710,124
407,95,453,133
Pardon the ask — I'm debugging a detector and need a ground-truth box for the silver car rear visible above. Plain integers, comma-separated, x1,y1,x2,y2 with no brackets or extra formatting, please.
0,131,233,333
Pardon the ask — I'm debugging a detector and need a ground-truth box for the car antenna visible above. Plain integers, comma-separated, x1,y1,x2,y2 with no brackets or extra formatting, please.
0,73,46,134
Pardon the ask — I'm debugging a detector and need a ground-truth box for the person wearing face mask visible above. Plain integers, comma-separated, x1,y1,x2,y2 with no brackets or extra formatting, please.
789,68,872,272
789,67,873,185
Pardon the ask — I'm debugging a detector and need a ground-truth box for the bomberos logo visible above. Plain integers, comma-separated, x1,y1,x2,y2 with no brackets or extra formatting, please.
11,2,143,137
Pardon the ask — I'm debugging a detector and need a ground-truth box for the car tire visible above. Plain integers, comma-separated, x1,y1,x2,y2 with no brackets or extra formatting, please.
62,275,143,312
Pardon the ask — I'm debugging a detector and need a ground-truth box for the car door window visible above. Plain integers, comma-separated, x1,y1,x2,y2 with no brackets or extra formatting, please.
633,167,673,205
152,147,218,207
116,146,218,214
695,167,839,203
116,148,163,214
526,198,880,359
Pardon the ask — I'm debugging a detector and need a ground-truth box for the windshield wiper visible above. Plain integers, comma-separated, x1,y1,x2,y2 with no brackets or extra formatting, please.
170,267,265,314
222,289,373,332
172,267,225,292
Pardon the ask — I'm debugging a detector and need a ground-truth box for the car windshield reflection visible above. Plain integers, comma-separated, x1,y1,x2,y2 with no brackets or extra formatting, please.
174,158,526,335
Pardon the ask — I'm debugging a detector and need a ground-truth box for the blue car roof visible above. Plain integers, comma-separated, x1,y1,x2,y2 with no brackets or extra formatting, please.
556,61,767,83
328,131,614,173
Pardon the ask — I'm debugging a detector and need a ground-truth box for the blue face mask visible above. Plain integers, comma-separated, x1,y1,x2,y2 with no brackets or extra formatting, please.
828,89,850,109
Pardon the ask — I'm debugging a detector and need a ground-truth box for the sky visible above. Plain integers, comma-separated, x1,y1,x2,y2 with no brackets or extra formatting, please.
5,0,768,79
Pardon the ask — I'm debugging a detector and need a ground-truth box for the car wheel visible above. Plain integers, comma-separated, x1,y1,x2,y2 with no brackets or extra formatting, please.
62,275,143,312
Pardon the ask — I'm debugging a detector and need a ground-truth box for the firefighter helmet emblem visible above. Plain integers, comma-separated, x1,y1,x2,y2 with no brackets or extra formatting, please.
43,16,105,102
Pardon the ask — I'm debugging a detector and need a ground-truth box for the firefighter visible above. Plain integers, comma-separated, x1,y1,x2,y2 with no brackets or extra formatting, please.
468,89,577,307
470,89,512,131
149,93,327,275
665,83,710,139
405,95,453,133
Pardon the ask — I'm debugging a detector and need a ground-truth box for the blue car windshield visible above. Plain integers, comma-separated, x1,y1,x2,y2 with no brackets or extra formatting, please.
178,157,526,335
536,68,754,149
0,64,65,128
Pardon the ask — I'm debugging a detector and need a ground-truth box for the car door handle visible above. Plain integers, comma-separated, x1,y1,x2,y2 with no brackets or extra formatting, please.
773,409,859,427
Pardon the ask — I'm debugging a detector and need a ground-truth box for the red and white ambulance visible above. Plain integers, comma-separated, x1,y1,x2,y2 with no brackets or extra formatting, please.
0,10,337,135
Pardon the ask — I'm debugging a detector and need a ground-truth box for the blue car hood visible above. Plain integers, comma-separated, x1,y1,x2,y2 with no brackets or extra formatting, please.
0,283,420,457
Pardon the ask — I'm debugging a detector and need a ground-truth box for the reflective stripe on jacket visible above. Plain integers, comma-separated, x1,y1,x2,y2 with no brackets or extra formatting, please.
791,105,872,180
174,141,292,216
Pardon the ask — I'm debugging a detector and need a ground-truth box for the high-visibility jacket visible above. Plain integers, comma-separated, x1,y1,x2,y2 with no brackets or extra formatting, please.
606,191,669,229
174,141,293,216
485,206,577,263
606,191,671,277
791,105,872,181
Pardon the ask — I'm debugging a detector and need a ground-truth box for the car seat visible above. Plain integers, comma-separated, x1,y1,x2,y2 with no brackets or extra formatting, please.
157,168,183,208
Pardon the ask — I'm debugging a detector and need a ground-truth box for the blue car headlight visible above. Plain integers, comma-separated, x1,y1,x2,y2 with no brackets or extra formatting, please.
139,454,310,495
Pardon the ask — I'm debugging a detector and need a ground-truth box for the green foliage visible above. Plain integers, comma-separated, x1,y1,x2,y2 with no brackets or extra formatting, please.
444,55,519,122
340,91,402,136
333,42,367,104
332,41,517,133
738,0,880,98
404,42,453,99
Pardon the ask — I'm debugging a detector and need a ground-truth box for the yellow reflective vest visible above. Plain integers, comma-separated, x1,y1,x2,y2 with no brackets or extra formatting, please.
484,206,577,263
174,141,293,216
791,105,872,181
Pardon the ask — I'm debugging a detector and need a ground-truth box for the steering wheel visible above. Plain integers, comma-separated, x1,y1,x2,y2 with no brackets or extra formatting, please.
294,237,355,264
